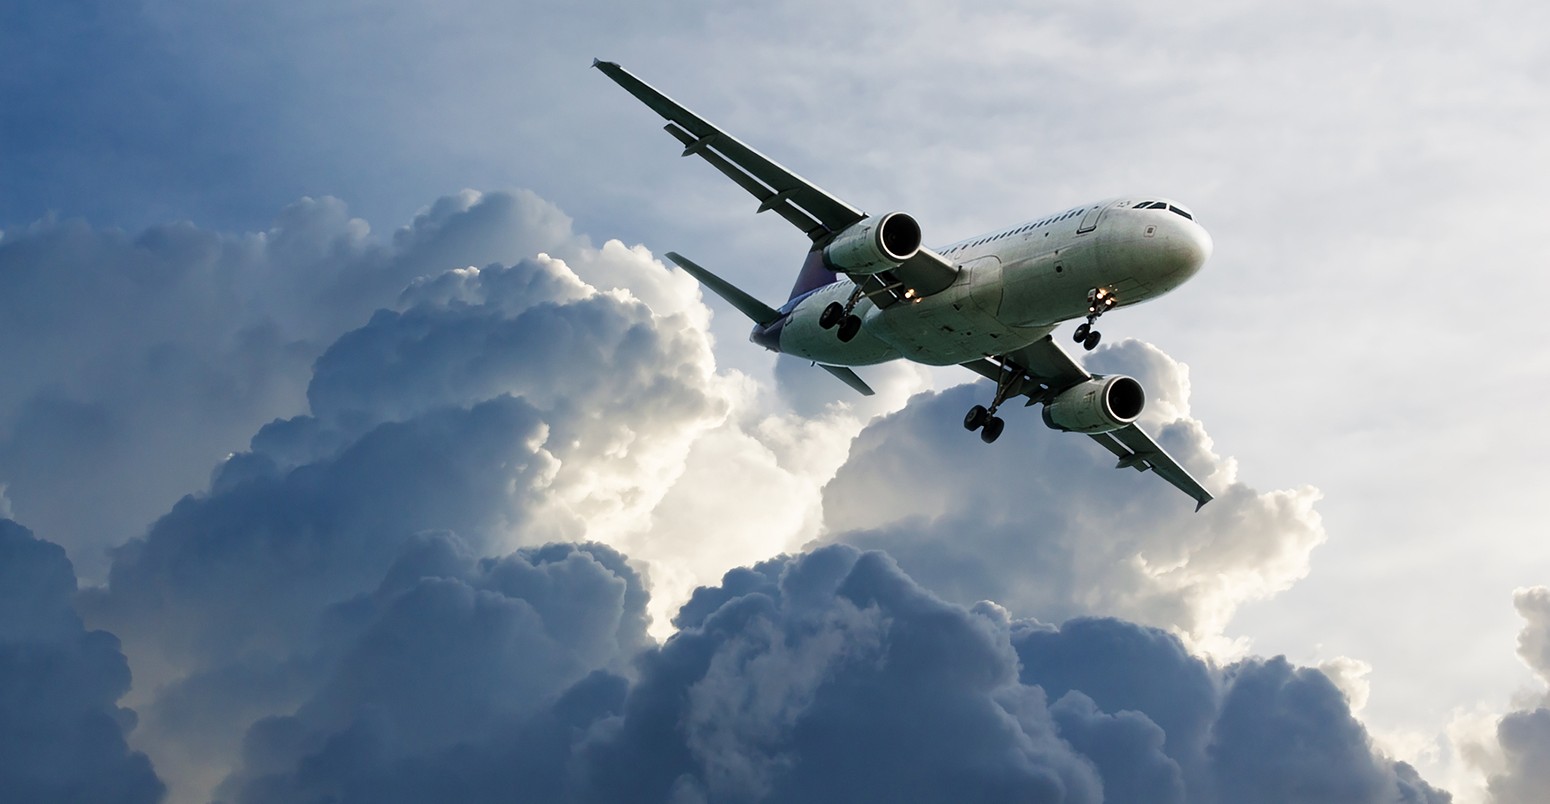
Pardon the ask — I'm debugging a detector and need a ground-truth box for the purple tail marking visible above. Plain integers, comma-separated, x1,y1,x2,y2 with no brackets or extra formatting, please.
787,247,834,301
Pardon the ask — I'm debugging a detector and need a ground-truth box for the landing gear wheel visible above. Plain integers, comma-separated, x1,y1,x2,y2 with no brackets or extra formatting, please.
979,416,1005,444
964,405,990,431
819,302,844,330
1073,322,1091,342
1083,331,1101,351
837,315,862,342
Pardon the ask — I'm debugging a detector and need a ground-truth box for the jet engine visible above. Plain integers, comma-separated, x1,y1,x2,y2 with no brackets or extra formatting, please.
1040,376,1145,434
822,212,922,274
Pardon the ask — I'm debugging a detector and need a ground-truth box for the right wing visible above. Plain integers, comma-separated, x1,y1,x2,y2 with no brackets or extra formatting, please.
961,336,1213,509
595,60,958,302
594,59,861,239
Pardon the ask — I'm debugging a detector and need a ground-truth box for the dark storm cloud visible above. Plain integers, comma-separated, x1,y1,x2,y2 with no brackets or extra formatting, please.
0,519,164,803
820,339,1324,642
217,544,1446,803
219,537,648,803
0,189,578,579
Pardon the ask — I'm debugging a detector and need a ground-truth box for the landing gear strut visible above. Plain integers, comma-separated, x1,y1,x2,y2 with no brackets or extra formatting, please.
819,285,866,343
1072,287,1117,351
963,362,1023,444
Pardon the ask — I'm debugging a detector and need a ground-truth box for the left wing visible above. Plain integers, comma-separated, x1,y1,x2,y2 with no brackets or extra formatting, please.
961,337,1213,509
594,60,957,301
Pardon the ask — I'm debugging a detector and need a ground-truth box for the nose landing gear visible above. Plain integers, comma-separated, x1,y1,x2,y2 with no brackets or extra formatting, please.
819,284,867,342
1072,287,1118,351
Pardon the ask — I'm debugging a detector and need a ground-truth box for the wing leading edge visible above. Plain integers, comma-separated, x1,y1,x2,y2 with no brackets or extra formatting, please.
961,337,1213,510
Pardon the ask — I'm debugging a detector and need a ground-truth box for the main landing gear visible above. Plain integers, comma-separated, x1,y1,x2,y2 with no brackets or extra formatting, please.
818,285,865,342
963,362,1025,444
1072,287,1118,351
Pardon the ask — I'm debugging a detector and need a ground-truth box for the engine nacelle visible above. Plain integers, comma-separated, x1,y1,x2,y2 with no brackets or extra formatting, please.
1041,376,1145,434
822,212,922,275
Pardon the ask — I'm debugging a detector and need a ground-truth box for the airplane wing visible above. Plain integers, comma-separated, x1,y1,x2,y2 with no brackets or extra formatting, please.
594,60,957,302
961,336,1214,509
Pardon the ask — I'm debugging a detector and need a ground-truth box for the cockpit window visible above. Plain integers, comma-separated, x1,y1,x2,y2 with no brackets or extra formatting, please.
1167,205,1194,220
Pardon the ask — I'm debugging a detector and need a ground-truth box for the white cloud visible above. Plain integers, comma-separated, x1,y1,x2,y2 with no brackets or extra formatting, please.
819,339,1325,651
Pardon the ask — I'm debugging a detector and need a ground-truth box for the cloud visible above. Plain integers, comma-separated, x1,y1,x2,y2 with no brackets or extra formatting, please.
0,189,578,581
0,187,1448,801
216,544,1448,803
217,536,648,803
0,518,164,803
57,195,876,801
1464,587,1550,803
819,339,1324,646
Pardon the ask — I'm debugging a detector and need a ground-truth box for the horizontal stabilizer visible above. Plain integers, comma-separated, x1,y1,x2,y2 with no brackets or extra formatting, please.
819,364,875,396
663,252,781,326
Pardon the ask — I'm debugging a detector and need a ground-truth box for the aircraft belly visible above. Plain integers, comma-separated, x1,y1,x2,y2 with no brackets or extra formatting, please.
776,285,899,365
866,287,1049,366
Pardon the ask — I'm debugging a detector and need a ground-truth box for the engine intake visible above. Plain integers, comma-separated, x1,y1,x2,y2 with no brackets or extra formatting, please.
822,212,922,275
1041,376,1145,434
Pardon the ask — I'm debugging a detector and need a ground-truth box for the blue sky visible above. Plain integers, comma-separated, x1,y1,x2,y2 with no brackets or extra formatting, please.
3,1,1549,801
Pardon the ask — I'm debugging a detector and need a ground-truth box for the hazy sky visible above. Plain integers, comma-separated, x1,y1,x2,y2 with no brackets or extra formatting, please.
3,1,1548,802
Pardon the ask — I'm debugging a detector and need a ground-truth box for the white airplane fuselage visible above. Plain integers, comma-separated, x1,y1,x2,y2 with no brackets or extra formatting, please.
756,198,1212,366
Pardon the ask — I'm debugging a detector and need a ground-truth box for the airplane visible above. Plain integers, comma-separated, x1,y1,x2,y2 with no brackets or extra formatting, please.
594,60,1215,509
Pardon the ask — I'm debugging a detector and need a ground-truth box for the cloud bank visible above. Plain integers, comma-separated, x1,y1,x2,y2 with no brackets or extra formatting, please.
213,545,1446,804
0,189,1465,802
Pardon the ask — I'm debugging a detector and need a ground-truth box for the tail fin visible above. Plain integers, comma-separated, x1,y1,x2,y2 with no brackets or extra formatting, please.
787,247,834,302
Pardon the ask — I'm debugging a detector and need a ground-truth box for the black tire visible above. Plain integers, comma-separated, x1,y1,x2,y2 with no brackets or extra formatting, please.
980,416,1005,444
837,315,862,342
964,405,989,431
819,302,844,329
1073,322,1090,342
1083,331,1101,351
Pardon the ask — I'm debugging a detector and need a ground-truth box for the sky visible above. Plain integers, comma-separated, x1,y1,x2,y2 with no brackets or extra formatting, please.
2,1,1548,801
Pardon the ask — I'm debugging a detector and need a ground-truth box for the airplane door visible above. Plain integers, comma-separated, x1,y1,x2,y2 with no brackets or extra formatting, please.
1076,203,1106,234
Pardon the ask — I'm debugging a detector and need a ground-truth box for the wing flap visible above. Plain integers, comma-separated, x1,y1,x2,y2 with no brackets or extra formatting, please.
661,122,828,238
595,60,864,235
1108,425,1213,510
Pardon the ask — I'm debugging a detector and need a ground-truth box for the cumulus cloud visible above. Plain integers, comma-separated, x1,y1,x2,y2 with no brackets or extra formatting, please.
819,339,1325,647
55,194,876,801
6,187,1444,802
0,189,578,580
215,545,1446,803
1464,587,1550,803
0,518,164,802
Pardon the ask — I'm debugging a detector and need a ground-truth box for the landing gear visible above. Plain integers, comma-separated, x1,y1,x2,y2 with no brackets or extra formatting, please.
823,286,865,342
837,315,862,342
819,302,844,329
963,363,1024,444
963,403,1005,443
1072,287,1117,351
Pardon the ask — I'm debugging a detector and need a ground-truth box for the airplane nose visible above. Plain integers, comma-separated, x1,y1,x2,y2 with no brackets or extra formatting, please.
1164,218,1213,277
